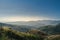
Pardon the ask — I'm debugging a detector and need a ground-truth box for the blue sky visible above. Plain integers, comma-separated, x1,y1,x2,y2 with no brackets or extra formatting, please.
0,0,60,22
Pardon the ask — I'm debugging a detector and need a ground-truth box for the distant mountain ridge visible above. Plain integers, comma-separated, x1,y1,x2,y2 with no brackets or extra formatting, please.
6,20,60,27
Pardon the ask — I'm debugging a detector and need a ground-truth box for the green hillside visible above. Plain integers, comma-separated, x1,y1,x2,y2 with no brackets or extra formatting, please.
0,27,45,40
38,23,60,35
0,23,60,40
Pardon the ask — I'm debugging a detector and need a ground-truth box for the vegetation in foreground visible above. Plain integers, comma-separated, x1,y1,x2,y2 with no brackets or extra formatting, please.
0,23,60,40
0,27,45,40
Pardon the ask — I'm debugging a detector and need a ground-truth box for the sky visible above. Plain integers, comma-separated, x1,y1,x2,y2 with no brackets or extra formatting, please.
0,0,60,22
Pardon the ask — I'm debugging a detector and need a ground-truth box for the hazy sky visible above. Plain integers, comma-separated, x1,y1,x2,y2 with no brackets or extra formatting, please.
0,0,60,22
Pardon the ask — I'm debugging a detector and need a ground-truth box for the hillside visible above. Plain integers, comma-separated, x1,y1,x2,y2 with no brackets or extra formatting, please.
0,23,60,40
1,27,60,40
38,23,60,35
0,27,47,40
0,21,60,40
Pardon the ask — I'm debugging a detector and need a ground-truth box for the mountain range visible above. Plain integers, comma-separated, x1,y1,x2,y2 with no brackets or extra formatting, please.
0,20,60,32
6,20,60,27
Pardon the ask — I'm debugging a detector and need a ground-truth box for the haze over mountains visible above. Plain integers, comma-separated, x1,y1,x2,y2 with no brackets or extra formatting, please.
0,20,60,32
6,20,60,27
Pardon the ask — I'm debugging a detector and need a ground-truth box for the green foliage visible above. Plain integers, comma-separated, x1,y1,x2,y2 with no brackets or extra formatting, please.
0,27,44,40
